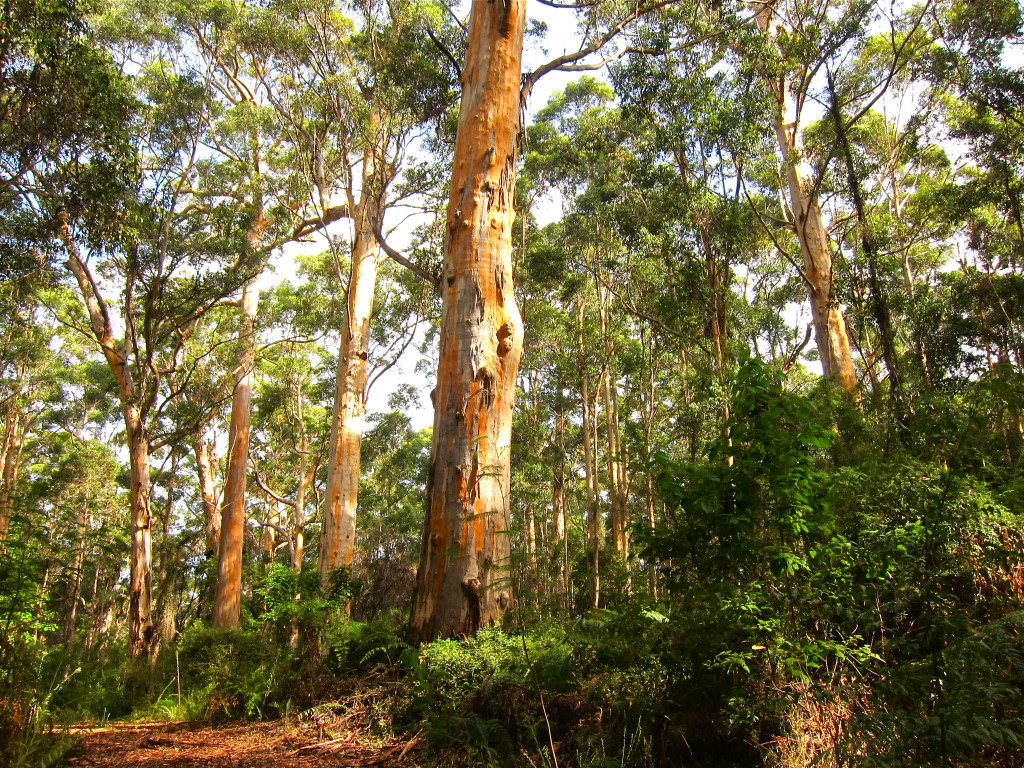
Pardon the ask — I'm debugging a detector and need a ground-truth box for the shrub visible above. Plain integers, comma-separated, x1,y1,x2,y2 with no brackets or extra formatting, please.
325,617,412,674
175,625,295,719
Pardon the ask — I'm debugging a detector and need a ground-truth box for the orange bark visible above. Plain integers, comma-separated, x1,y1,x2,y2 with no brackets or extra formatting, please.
212,279,259,629
319,142,382,587
408,0,526,642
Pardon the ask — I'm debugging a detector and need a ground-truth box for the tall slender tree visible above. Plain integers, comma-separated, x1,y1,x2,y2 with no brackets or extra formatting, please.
753,0,860,396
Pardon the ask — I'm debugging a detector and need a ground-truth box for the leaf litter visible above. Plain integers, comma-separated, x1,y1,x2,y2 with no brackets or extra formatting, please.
67,718,423,768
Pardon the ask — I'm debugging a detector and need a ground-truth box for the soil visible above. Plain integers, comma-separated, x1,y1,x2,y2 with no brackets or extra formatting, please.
67,720,423,768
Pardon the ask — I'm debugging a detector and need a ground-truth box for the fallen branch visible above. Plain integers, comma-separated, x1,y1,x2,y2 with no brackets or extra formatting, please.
293,734,358,755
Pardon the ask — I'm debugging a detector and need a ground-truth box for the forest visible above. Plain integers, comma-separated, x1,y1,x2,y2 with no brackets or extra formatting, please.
1,0,1023,765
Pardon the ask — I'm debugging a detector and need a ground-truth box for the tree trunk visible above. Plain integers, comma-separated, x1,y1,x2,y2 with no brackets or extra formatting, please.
828,71,901,408
192,431,221,559
552,408,568,611
0,404,23,543
319,143,382,587
408,0,526,642
705,246,732,409
756,4,858,397
522,501,538,607
292,449,308,573
581,359,601,610
60,213,155,657
578,299,602,608
641,328,660,601
212,279,259,629
151,452,178,660
264,497,280,560
599,287,629,558
125,420,155,655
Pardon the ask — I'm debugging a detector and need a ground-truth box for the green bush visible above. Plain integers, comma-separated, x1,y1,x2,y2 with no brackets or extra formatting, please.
403,621,672,767
325,617,412,674
253,562,350,649
635,356,1024,767
175,625,295,719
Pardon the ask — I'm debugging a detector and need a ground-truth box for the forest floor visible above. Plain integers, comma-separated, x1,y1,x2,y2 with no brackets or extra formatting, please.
66,719,424,768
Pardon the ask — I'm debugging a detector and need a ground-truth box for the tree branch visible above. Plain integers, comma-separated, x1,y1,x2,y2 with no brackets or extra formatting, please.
254,472,294,508
373,224,440,289
293,204,350,239
425,24,461,81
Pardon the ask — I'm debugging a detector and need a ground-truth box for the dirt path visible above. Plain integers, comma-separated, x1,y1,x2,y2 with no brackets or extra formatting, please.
67,720,423,768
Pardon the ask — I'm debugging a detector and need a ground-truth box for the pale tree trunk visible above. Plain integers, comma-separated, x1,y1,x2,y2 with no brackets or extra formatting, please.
578,300,602,608
34,547,51,643
828,75,902,408
552,466,568,609
999,351,1023,466
645,473,658,601
520,375,540,607
84,561,103,650
256,448,314,572
757,3,858,397
253,376,315,644
641,328,659,601
212,279,259,629
60,213,154,658
552,407,569,612
604,375,629,555
888,168,933,389
292,435,309,573
192,431,222,559
408,0,526,642
125,412,154,656
582,393,601,606
607,380,629,593
291,377,311,573
319,142,382,587
522,502,538,607
703,243,737,468
599,287,628,558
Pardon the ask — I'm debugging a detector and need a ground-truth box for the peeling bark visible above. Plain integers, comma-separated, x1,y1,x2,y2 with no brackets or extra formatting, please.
192,432,221,559
319,140,382,587
408,0,526,642
212,279,259,630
